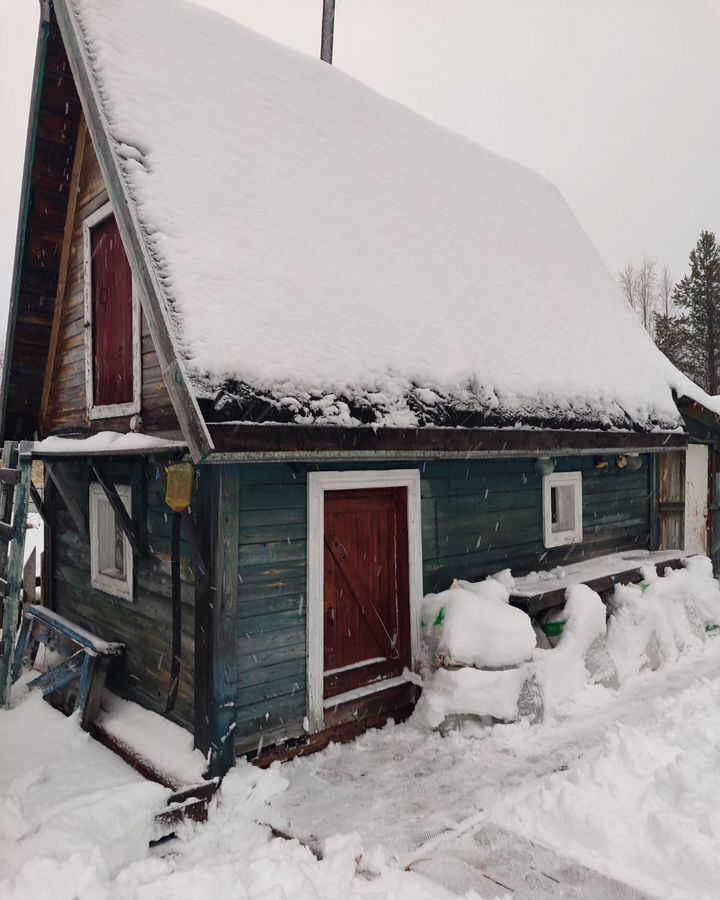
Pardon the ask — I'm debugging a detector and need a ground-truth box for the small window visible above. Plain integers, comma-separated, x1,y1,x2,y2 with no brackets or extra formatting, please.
83,202,140,419
89,483,134,600
543,471,583,548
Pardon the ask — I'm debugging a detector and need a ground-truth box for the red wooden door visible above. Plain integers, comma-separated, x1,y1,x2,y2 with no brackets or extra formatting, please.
323,487,410,699
91,214,134,407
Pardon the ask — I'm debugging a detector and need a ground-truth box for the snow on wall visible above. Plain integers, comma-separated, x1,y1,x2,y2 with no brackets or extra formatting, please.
66,0,694,430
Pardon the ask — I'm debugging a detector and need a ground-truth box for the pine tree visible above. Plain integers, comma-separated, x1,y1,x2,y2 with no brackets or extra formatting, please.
672,231,720,394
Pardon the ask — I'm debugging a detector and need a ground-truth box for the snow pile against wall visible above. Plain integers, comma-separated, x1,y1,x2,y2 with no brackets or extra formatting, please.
502,675,720,899
416,576,536,728
421,576,536,669
417,558,720,730
65,0,690,430
531,584,609,713
606,556,720,682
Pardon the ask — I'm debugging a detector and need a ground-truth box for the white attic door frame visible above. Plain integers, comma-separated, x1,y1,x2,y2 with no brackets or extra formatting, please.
685,444,709,555
83,200,142,420
306,469,423,734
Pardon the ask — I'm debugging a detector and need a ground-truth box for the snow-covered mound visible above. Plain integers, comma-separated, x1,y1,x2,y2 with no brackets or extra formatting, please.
607,555,720,681
64,0,696,430
418,558,720,730
422,578,536,668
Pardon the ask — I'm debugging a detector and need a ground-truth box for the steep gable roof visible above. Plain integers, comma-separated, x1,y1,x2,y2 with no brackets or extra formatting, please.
57,0,694,435
5,0,718,460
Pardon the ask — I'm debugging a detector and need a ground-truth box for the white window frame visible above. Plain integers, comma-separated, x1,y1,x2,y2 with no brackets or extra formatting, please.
89,482,134,601
543,471,583,548
83,201,141,420
306,469,423,734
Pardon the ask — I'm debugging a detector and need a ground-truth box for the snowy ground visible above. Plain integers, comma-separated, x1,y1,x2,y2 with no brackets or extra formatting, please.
3,642,720,898
263,641,720,899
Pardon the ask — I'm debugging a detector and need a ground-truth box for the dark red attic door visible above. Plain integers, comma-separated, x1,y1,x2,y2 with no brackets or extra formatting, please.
91,214,134,407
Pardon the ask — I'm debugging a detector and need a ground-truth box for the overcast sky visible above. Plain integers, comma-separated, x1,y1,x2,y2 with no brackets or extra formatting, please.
1,0,719,329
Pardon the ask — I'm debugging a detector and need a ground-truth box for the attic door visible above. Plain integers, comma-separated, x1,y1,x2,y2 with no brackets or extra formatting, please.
84,203,140,418
323,487,411,699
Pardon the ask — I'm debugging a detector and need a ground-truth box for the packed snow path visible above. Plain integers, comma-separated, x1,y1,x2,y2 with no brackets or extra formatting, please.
262,641,720,899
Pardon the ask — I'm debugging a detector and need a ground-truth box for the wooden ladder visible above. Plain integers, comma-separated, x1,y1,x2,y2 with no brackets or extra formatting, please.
0,440,34,707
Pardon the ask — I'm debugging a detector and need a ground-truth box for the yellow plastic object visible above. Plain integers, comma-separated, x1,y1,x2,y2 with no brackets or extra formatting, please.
165,462,195,513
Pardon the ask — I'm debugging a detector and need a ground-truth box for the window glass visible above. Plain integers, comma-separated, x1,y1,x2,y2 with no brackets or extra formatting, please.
551,483,576,533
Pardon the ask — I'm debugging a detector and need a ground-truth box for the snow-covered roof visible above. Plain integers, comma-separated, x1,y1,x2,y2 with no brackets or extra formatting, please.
65,0,704,432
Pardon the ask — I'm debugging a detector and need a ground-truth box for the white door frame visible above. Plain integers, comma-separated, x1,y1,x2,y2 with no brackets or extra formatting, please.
306,469,423,733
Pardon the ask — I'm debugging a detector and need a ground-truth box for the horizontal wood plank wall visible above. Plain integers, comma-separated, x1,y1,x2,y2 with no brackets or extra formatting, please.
43,135,182,439
232,455,651,751
50,459,197,729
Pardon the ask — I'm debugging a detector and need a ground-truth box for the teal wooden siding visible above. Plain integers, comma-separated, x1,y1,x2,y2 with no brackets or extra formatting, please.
49,459,198,730
232,455,652,749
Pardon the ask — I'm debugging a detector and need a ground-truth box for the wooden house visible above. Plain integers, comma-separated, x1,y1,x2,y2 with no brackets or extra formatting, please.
3,0,720,774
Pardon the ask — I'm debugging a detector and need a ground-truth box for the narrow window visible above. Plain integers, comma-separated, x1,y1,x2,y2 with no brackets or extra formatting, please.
543,472,583,548
89,483,134,600
84,203,140,418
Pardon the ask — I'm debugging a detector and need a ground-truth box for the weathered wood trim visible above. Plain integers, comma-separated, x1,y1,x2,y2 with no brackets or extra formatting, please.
82,200,142,421
42,472,55,609
0,10,50,441
208,466,240,775
542,470,583,548
53,0,213,463
39,114,88,433
206,423,688,461
88,481,134,601
306,469,422,734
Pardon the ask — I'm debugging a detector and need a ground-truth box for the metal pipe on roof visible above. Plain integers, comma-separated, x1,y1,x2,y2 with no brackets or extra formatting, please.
321,0,335,63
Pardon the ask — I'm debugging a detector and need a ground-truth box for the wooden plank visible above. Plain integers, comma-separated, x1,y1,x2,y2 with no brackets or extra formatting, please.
39,114,87,433
29,648,85,695
23,549,37,603
0,443,32,706
88,461,143,556
45,461,87,535
208,466,240,776
207,423,687,459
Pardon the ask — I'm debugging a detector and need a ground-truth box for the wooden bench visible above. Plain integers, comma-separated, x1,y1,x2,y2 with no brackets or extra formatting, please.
12,605,124,728
509,550,690,616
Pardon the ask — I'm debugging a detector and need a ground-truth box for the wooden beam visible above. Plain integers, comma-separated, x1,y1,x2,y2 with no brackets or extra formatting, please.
29,648,85,695
207,466,239,777
42,472,55,609
45,461,87,535
39,114,87,434
53,1,214,464
88,461,143,557
206,423,688,460
30,484,49,527
182,509,209,576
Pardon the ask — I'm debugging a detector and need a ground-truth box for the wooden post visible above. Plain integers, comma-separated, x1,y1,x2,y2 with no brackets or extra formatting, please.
23,549,36,604
321,0,335,63
207,466,240,777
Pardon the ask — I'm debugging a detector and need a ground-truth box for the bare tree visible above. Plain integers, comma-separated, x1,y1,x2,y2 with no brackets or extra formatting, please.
619,262,638,314
657,264,675,319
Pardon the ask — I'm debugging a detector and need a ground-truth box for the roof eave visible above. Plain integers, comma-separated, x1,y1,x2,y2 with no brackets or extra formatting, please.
202,422,687,463
0,3,51,442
